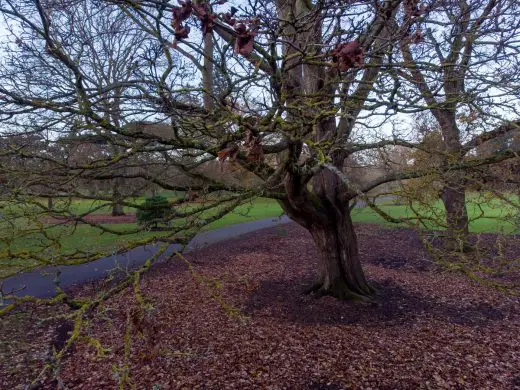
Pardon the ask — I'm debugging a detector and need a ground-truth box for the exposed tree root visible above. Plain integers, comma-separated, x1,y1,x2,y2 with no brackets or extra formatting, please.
303,280,375,302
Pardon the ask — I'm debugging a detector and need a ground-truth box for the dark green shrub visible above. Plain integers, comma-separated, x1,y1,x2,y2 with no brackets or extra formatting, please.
136,196,172,229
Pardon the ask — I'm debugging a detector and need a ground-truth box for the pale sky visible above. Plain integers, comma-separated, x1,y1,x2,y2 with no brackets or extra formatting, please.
0,2,516,147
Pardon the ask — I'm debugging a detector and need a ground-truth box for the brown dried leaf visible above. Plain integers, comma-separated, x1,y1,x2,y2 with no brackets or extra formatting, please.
331,41,364,72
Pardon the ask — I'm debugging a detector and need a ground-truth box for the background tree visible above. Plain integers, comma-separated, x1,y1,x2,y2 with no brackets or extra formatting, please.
390,0,520,249
53,2,151,215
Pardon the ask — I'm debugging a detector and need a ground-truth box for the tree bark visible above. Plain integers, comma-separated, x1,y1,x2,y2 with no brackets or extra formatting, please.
111,178,125,216
440,184,470,251
306,209,374,300
270,0,400,300
282,165,374,301
112,202,125,216
435,112,470,250
202,31,214,112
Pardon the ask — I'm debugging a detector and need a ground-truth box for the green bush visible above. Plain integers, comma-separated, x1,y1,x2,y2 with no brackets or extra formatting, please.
136,196,173,229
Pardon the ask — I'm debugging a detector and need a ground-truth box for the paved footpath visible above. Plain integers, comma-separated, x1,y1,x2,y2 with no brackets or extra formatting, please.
1,216,292,300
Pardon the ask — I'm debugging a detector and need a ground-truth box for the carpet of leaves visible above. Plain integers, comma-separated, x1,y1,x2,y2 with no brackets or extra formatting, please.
2,224,520,389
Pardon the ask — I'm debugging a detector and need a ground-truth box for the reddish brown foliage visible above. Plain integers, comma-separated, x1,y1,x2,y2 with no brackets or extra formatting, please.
402,0,426,45
171,1,256,56
173,24,191,41
217,143,239,164
172,0,193,23
234,22,258,57
222,6,238,26
404,0,425,19
172,0,193,40
193,2,217,34
243,129,263,162
332,41,364,71
217,130,263,167
172,0,219,39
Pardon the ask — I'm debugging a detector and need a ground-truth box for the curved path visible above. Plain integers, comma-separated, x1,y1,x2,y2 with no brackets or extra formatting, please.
1,216,291,300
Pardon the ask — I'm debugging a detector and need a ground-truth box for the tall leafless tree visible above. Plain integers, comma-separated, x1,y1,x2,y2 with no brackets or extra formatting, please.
390,0,520,249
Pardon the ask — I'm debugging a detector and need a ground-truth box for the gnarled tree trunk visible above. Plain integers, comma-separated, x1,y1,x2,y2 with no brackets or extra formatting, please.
282,165,374,300
307,209,373,299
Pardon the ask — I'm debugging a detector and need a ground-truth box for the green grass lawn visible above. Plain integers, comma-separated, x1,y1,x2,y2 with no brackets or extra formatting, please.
204,197,285,229
0,197,286,278
0,191,185,217
1,194,518,278
350,193,519,234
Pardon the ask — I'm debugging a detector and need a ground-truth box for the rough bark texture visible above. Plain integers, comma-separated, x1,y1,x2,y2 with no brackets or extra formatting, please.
111,203,125,216
440,184,470,251
202,32,214,112
111,179,125,216
438,114,470,249
307,211,374,300
282,163,374,300
273,0,397,300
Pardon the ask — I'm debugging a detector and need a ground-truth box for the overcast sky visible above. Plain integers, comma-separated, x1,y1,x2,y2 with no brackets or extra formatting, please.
0,2,516,146
0,16,7,40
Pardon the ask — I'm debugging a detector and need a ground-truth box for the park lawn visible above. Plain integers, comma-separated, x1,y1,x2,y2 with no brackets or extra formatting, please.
0,223,161,278
351,205,518,233
1,195,518,278
203,197,285,229
0,191,185,217
350,193,519,234
0,198,285,278
65,190,187,215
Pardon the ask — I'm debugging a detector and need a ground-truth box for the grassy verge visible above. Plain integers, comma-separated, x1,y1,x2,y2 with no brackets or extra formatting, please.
0,198,285,278
1,195,518,278
351,193,519,234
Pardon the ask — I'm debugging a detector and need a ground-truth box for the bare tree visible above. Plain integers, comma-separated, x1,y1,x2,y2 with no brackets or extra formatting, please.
390,0,520,249
1,0,519,303
50,2,151,215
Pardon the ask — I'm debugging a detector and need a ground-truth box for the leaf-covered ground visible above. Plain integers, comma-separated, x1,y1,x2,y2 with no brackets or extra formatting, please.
2,224,519,389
